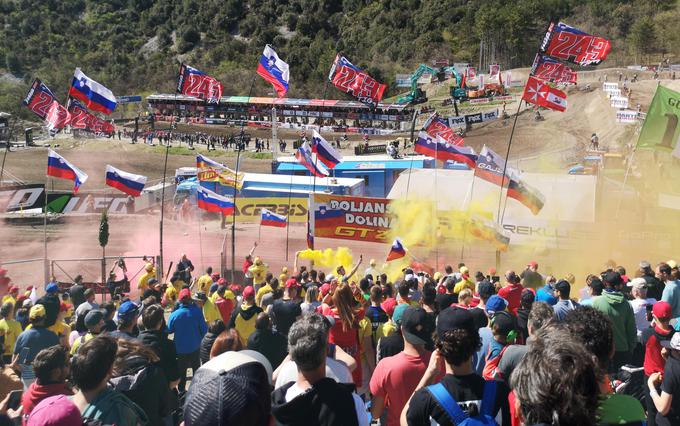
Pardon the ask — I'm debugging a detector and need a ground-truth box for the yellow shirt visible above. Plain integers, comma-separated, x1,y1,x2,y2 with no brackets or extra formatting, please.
0,319,22,356
164,286,178,304
1,296,16,306
255,284,272,307
196,274,213,294
248,264,268,285
203,298,221,324
70,332,95,355
454,278,475,294
48,321,70,338
138,270,155,290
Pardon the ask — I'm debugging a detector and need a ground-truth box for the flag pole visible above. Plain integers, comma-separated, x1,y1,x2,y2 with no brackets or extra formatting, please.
231,75,257,282
433,140,439,271
159,144,169,284
285,170,294,261
43,175,50,285
494,98,523,270
405,109,419,200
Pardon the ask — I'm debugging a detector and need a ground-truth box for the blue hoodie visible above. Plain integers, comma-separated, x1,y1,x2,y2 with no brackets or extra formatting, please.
167,302,207,354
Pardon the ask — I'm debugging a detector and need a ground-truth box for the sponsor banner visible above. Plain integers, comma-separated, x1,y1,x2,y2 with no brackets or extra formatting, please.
448,109,499,127
602,82,619,93
321,111,333,118
493,95,513,101
610,96,629,109
283,110,295,116
116,95,142,104
616,110,638,123
396,74,411,87
1,184,45,212
469,98,490,104
205,118,228,124
233,197,307,223
608,88,622,98
313,194,391,243
307,111,320,117
448,116,466,128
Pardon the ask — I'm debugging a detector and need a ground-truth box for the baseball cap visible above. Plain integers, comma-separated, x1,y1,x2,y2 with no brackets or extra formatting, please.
527,261,538,268
242,286,255,299
27,394,82,426
640,260,651,269
209,283,218,294
325,274,336,283
194,291,208,302
602,271,623,288
381,298,397,317
628,277,647,290
459,266,469,274
144,263,154,272
179,288,191,301
29,304,46,320
148,278,159,286
400,307,431,346
437,307,475,338
653,301,673,320
392,303,409,325
485,295,508,314
46,283,59,293
477,280,495,299
520,288,535,306
668,260,678,269
661,332,680,351
117,301,140,320
320,283,331,297
59,302,72,313
84,310,104,328
285,278,299,289
8,285,18,293
183,350,272,426
22,299,32,308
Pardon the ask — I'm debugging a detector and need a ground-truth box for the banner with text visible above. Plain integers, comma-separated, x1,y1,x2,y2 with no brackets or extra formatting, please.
312,194,391,243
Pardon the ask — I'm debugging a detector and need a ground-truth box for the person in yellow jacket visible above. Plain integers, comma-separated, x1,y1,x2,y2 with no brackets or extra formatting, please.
228,286,262,346
255,278,276,307
0,302,22,364
195,291,221,323
1,286,18,307
248,258,268,290
196,267,214,294
70,310,105,355
453,266,475,294
138,263,156,292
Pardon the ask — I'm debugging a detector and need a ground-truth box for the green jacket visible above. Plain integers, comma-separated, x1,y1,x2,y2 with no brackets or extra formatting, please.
81,387,148,426
592,290,637,353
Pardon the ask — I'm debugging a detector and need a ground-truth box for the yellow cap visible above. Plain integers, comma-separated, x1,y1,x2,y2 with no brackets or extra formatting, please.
370,259,376,267
29,304,46,320
145,263,154,272
433,272,442,281
460,266,469,274
668,260,677,269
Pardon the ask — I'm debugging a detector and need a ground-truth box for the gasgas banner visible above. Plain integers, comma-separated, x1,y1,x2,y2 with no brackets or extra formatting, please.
312,194,391,243
232,197,307,223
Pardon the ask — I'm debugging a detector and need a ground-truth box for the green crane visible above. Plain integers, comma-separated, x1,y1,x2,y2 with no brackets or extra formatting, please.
397,64,467,105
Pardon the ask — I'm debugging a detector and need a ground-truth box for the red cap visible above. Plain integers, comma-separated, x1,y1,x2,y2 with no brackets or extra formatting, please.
16,295,27,304
26,286,33,291
217,278,226,286
211,273,220,280
59,302,72,312
320,283,331,296
8,286,18,293
179,288,191,301
229,284,241,294
242,286,255,299
285,278,299,289
487,267,497,276
653,301,673,320
528,261,538,267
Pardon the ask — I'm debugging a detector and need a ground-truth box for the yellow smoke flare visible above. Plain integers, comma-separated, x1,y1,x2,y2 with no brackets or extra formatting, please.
298,247,354,274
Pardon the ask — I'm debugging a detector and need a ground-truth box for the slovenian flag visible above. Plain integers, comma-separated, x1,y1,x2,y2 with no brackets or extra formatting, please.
436,136,478,168
261,208,287,228
47,149,88,193
68,68,117,115
197,186,234,215
105,165,147,197
256,45,290,98
311,130,342,169
295,141,329,177
386,238,407,262
507,178,545,215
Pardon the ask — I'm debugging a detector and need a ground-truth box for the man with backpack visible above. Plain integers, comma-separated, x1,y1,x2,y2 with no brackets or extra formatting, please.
402,307,509,425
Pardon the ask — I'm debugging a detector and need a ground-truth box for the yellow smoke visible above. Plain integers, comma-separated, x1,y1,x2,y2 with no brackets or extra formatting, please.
298,247,354,274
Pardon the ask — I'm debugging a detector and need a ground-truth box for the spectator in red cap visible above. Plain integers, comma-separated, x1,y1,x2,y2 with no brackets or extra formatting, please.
270,279,302,338
643,301,675,425
520,261,543,290
2,286,18,307
213,285,236,324
228,285,262,346
498,271,524,316
167,288,207,393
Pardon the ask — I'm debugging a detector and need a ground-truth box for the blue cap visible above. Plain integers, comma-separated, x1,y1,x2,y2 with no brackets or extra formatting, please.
46,283,59,294
392,303,409,325
117,301,140,319
485,295,508,314
209,283,218,294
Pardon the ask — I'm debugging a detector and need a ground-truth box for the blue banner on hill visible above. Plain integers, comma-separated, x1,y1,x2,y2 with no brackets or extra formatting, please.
116,96,142,104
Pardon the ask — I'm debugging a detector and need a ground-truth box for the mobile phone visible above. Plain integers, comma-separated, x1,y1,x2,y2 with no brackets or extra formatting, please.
6,390,21,410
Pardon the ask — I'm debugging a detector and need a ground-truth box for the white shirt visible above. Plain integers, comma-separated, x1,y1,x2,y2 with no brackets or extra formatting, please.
284,382,369,426
630,298,656,337
275,356,352,389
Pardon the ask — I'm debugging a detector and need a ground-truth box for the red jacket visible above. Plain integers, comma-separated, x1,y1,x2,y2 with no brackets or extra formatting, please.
21,381,73,418
642,324,674,376
214,297,235,323
498,283,524,315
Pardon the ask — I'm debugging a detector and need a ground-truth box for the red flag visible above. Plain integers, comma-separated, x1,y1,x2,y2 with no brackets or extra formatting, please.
530,54,577,85
522,76,567,112
541,22,611,66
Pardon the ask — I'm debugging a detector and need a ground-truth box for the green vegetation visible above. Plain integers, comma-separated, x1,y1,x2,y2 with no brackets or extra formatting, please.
1,0,678,118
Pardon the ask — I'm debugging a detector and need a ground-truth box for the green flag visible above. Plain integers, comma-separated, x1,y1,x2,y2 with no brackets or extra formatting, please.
637,85,680,153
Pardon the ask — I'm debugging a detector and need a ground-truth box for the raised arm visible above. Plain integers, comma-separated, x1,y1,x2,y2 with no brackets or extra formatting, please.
345,254,364,281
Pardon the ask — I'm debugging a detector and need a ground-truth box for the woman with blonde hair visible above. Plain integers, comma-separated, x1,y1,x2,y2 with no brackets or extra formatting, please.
300,286,321,314
321,282,367,387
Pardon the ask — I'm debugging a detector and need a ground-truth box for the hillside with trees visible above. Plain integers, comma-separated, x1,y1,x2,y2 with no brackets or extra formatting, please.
1,0,678,118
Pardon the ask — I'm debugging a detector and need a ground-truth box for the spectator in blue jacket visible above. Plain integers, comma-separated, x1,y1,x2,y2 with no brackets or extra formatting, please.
167,288,207,393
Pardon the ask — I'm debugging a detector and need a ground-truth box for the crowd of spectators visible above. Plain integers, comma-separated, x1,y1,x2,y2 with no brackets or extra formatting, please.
0,255,678,425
